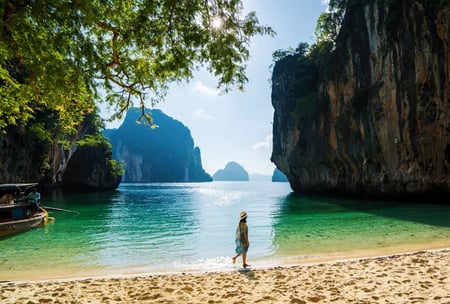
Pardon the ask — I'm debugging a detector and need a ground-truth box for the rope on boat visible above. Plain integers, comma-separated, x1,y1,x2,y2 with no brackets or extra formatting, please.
42,206,80,214
39,206,55,225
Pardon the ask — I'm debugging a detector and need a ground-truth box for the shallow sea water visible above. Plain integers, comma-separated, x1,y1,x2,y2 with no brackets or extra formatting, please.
0,182,449,280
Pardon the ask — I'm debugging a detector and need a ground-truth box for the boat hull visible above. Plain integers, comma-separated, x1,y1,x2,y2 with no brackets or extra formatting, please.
0,213,46,237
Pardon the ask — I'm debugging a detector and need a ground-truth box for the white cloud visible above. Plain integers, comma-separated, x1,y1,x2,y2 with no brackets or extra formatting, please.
193,108,213,120
321,0,330,6
191,80,219,97
252,135,272,150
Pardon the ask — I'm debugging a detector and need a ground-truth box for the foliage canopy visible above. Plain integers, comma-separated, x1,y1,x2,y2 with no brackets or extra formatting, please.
271,0,347,122
0,0,274,131
272,0,347,63
314,0,347,45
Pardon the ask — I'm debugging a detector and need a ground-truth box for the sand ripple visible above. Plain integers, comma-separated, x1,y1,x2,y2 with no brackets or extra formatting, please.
1,249,449,303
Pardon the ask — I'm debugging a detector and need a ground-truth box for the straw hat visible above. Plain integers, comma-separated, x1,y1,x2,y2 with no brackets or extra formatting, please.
240,211,247,220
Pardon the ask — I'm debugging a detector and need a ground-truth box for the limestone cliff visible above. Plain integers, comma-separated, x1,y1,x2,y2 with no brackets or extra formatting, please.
61,138,122,192
271,0,450,200
105,108,212,183
0,113,121,192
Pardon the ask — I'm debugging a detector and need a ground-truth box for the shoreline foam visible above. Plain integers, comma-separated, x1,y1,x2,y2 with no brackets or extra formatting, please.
3,242,449,282
2,248,449,303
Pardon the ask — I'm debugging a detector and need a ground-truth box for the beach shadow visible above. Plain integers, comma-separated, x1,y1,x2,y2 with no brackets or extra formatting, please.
238,268,257,280
280,193,450,228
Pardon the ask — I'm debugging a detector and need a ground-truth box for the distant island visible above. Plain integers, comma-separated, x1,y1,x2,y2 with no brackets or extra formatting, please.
213,162,249,181
104,108,212,183
272,168,289,182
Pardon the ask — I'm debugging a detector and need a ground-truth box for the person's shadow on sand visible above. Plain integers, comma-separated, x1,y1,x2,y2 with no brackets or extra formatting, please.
238,268,257,280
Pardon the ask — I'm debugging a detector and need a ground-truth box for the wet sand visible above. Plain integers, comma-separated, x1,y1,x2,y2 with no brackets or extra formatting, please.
1,249,449,303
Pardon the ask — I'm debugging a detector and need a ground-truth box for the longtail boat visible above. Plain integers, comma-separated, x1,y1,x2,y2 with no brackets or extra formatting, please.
0,183,52,237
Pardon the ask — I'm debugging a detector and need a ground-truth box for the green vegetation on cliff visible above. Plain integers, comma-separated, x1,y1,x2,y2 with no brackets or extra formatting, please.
77,134,125,178
62,132,123,192
271,0,346,122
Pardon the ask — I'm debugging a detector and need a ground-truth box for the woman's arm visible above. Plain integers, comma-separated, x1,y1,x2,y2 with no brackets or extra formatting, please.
243,225,249,247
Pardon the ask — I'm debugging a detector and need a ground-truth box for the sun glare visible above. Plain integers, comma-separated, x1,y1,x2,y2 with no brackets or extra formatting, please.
211,17,223,30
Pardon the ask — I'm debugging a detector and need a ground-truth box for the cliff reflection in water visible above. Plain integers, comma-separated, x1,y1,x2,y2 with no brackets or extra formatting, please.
272,193,450,259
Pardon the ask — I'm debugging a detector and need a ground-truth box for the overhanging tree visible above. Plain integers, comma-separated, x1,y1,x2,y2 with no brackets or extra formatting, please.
0,0,274,131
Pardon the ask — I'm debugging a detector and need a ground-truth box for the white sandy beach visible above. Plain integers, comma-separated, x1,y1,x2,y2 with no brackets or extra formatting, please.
1,249,449,304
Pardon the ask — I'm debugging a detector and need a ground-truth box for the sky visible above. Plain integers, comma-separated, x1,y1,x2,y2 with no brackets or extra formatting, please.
104,1,329,177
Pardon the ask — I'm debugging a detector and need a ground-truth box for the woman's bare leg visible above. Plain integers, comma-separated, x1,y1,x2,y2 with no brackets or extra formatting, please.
232,253,241,264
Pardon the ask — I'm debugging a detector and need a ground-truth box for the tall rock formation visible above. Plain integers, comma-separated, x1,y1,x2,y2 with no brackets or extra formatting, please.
61,138,122,192
271,1,450,200
0,112,120,191
105,108,212,182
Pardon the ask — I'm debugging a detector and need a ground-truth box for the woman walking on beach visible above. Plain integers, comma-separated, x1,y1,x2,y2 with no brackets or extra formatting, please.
232,211,250,268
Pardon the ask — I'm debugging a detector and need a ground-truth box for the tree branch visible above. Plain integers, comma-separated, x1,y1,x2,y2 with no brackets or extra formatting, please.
106,29,120,68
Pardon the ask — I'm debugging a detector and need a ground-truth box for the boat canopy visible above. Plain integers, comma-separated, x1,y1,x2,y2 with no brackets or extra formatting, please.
0,183,38,190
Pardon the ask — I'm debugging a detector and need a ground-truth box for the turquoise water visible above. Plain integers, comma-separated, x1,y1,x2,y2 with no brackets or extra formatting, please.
0,182,449,280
